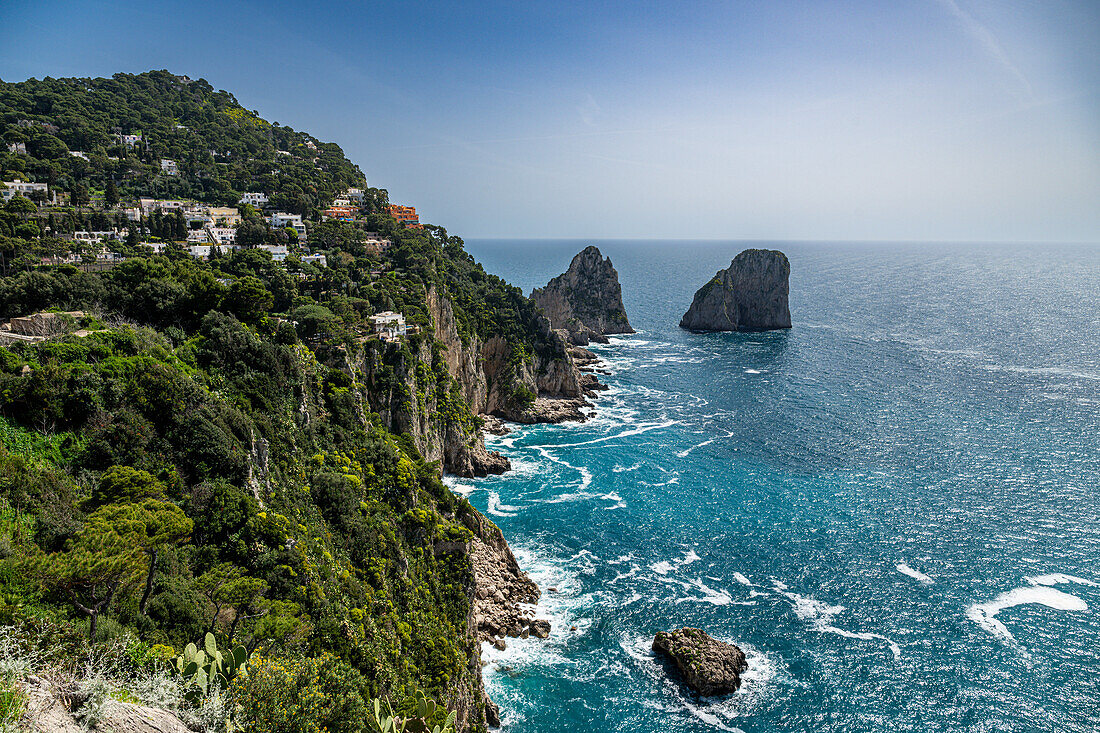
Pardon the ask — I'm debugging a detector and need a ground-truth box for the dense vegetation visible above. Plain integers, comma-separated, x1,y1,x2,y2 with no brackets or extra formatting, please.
0,71,556,732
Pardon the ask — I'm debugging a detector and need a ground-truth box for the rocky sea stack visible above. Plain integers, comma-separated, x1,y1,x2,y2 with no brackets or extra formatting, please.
652,628,748,696
680,249,791,331
531,246,634,345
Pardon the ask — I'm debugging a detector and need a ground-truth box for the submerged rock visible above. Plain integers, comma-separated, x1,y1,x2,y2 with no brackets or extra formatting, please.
532,246,633,345
680,249,791,332
652,627,748,696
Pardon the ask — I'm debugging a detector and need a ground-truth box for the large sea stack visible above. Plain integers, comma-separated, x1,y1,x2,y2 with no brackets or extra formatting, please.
531,246,633,345
680,249,791,331
652,628,748,696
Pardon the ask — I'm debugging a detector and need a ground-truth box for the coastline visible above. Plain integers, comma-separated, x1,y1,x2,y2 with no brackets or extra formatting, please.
445,346,614,727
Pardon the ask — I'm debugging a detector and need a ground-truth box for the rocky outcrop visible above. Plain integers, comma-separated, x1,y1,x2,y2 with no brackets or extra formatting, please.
425,287,598,426
531,246,633,345
450,503,551,729
652,628,748,696
680,249,791,332
19,676,190,733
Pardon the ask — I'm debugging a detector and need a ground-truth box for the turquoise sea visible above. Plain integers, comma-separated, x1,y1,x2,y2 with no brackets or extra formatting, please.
452,240,1100,733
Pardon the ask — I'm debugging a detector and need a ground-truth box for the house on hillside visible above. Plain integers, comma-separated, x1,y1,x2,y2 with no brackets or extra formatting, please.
368,311,407,341
2,181,50,203
240,192,268,208
388,204,422,229
270,213,306,240
160,159,180,176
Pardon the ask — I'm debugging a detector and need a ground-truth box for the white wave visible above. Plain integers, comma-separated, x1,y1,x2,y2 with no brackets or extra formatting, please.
486,492,521,517
681,549,701,566
1026,573,1099,588
676,429,735,458
675,578,733,606
612,462,642,473
776,584,901,660
603,337,651,346
983,364,1100,381
442,475,478,497
896,563,934,585
732,572,752,586
967,584,1089,654
550,420,678,448
744,369,762,374
651,561,674,576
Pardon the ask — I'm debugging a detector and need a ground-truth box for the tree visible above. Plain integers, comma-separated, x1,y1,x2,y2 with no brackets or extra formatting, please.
87,498,193,615
105,179,119,208
5,195,36,220
225,276,273,324
195,562,268,639
30,511,146,639
70,183,89,208
85,465,165,510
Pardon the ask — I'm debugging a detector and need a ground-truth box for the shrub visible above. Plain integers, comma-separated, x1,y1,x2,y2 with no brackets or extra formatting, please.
232,653,371,733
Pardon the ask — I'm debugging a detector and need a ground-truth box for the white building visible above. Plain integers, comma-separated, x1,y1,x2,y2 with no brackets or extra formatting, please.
269,213,306,239
363,235,392,251
255,244,288,262
140,198,190,215
240,192,268,208
72,230,124,244
188,244,240,260
369,311,407,341
208,227,236,246
7,142,26,154
345,188,365,203
301,253,327,268
117,133,143,147
70,151,89,160
187,229,212,244
2,181,50,203
160,159,180,176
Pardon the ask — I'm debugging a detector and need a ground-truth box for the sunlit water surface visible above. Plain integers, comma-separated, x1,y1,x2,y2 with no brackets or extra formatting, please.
447,240,1100,733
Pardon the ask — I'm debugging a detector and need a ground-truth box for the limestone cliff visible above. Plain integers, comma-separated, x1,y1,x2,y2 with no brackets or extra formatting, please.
356,286,598,478
531,246,633,345
680,249,792,331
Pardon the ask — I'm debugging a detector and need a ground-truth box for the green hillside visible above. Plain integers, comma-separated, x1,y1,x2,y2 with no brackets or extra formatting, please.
0,71,558,733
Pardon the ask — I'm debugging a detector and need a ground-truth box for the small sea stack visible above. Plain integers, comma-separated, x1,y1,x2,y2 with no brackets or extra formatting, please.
652,628,748,696
680,249,791,331
531,246,633,345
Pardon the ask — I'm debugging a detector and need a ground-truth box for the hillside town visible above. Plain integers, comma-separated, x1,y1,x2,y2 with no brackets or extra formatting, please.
0,176,417,268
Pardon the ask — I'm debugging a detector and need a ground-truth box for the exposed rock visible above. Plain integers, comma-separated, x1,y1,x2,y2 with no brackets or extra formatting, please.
19,677,191,733
506,397,589,424
529,619,551,639
652,628,748,696
483,694,501,728
97,701,193,733
479,414,511,436
680,249,791,332
531,246,633,345
459,503,542,642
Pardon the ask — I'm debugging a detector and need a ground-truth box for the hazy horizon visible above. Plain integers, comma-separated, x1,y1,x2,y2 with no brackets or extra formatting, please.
2,0,1098,243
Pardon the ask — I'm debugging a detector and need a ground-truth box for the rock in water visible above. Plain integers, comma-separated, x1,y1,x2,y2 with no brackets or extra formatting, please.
652,628,748,696
680,249,791,331
531,246,633,345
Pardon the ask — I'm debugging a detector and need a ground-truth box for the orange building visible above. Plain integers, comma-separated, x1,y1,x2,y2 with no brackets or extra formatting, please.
323,205,358,221
388,204,422,229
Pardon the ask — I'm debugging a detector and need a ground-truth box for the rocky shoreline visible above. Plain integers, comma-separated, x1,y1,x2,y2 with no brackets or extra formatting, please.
452,342,613,727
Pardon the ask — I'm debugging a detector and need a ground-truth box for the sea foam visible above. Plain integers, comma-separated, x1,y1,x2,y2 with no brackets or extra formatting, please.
967,580,1091,654
896,563,934,584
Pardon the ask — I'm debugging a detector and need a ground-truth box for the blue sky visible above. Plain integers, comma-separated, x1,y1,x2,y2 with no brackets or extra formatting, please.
2,0,1098,241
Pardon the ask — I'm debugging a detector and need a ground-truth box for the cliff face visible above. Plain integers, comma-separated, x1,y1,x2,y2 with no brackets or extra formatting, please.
680,249,792,332
531,246,633,345
357,286,595,477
